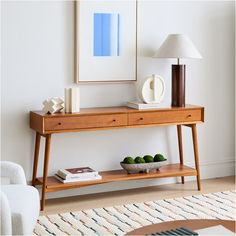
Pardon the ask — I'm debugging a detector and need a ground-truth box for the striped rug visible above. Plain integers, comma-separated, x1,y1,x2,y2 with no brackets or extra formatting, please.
34,190,236,235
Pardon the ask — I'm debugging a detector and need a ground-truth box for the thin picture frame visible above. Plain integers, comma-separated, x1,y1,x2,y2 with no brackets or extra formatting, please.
74,0,138,83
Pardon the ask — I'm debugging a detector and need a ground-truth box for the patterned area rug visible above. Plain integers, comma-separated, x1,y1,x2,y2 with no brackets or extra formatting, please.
34,190,236,235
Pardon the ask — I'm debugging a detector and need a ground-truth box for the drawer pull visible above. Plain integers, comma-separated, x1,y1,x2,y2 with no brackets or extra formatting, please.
112,119,116,122
58,122,62,125
139,117,144,121
187,114,192,118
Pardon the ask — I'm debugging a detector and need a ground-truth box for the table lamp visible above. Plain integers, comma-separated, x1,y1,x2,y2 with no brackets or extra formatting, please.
153,34,202,107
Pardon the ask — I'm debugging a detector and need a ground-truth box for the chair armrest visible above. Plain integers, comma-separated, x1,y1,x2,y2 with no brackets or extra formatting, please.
0,191,12,235
0,161,26,185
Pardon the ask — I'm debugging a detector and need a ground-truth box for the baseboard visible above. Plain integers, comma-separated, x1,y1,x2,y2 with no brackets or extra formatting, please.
199,158,235,167
185,158,235,179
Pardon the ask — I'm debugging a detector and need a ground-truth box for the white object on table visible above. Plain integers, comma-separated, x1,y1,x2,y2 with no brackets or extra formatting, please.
139,74,165,104
42,97,64,114
127,101,170,110
64,87,80,113
71,87,80,113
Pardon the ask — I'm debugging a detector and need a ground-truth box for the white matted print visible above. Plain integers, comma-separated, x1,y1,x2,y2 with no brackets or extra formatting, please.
75,0,137,83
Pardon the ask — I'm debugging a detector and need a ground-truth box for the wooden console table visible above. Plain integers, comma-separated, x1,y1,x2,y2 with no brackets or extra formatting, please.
30,105,204,210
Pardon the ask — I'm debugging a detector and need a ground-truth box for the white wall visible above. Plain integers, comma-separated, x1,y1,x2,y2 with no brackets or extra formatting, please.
1,1,235,198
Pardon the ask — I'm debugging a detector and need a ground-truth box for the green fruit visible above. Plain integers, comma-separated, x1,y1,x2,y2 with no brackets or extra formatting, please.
123,156,135,164
135,156,145,164
154,154,166,162
143,155,154,163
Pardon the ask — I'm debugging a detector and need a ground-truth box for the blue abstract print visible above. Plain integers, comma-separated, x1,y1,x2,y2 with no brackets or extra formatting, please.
93,13,120,56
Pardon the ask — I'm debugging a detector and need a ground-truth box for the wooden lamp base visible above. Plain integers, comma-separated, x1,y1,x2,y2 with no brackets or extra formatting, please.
171,64,186,107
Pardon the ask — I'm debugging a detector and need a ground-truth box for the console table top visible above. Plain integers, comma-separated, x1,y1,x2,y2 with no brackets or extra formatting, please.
31,104,203,117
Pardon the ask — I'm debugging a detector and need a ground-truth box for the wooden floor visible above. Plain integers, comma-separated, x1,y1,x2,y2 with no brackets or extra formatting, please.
42,176,235,215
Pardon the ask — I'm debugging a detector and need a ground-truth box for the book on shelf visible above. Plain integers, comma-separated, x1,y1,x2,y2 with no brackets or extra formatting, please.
127,101,169,110
55,174,102,183
57,167,98,180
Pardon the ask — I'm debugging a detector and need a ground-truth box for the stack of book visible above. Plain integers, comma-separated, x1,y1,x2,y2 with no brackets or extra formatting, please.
127,101,169,110
55,167,102,183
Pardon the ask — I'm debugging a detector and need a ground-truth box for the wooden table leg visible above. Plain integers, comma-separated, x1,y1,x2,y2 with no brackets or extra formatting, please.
41,134,51,211
177,125,184,184
32,132,41,186
191,124,201,190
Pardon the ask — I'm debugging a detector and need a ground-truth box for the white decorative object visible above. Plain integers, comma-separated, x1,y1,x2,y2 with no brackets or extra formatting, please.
139,74,165,104
0,161,40,235
64,88,80,113
42,97,64,114
64,88,71,113
127,101,168,110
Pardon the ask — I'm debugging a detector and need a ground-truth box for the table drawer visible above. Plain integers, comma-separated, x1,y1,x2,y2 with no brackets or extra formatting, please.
45,114,127,131
128,109,202,126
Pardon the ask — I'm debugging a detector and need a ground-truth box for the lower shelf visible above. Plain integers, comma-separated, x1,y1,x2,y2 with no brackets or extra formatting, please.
36,164,197,192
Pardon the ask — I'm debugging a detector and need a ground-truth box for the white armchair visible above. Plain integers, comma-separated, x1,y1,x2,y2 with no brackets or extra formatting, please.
0,161,40,235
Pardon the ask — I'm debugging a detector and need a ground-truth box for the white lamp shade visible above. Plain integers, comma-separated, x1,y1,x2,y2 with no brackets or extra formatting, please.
153,34,202,59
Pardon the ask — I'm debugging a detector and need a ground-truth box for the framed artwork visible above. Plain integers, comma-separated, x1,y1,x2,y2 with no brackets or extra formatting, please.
75,0,137,83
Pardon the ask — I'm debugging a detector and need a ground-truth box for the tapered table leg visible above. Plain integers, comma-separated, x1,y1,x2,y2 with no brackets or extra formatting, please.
191,124,201,190
177,125,184,184
41,134,51,210
32,132,41,186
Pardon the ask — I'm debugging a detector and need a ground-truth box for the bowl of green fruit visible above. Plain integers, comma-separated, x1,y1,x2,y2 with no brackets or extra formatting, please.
120,154,167,174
